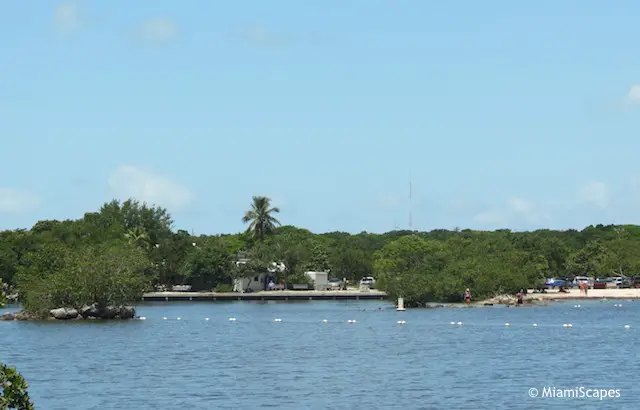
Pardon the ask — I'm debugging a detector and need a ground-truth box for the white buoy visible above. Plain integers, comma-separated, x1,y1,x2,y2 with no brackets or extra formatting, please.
228,317,236,321
457,321,462,326
396,297,406,312
562,324,568,327
322,319,328,323
450,322,456,325
532,323,537,327
138,316,146,320
624,325,631,329
347,319,356,324
205,317,210,321
176,317,182,321
577,304,581,308
505,323,510,327
162,317,167,320
273,318,282,322
397,320,407,324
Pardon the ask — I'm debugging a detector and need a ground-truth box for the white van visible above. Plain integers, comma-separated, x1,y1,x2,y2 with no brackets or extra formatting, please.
573,276,593,288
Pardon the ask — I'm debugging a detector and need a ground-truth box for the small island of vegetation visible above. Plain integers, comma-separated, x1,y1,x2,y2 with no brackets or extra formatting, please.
1,196,639,313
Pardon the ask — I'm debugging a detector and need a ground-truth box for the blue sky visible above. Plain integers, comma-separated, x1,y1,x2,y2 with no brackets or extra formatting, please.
1,1,640,234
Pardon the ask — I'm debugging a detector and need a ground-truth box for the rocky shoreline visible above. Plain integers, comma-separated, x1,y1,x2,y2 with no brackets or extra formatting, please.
479,294,545,306
0,304,136,321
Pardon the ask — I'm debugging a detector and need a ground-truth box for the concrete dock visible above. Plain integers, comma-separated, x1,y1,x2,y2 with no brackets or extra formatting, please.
141,290,389,302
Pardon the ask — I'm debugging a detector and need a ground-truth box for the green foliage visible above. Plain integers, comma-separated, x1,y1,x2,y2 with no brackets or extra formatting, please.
0,363,34,410
328,244,372,282
565,241,608,278
17,241,150,316
374,231,605,306
285,271,314,286
181,238,234,290
0,280,6,308
304,243,331,272
214,283,234,293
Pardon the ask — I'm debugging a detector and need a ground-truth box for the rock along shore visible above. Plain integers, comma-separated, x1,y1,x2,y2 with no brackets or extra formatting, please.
0,304,135,321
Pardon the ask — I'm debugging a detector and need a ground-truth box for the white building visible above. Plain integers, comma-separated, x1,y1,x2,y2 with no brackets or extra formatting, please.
232,260,286,293
305,271,329,290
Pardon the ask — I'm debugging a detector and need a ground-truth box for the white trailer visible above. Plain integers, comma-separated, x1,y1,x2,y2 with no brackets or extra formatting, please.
305,271,329,290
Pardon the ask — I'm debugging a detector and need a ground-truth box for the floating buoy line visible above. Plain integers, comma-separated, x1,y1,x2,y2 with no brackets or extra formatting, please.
125,317,636,329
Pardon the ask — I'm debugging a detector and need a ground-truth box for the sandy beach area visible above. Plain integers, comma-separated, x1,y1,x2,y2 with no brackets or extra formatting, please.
526,288,640,301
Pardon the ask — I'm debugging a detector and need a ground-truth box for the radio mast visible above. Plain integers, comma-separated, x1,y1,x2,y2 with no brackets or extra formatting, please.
409,168,413,230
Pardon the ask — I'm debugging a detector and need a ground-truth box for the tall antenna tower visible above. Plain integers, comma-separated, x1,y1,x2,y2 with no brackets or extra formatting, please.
409,168,413,230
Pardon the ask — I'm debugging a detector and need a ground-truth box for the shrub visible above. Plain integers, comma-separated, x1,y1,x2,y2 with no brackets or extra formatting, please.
214,283,233,293
0,363,34,410
17,242,150,317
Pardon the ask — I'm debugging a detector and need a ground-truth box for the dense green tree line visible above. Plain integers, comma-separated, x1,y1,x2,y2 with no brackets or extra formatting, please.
1,196,640,309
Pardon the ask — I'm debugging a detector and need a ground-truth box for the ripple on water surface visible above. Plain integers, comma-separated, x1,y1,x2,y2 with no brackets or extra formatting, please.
1,300,639,409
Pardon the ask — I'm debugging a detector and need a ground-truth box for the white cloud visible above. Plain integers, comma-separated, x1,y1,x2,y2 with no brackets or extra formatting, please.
507,197,533,214
138,18,179,44
628,85,640,103
579,180,609,209
108,165,194,211
0,188,39,214
473,196,549,227
472,210,507,226
54,2,79,33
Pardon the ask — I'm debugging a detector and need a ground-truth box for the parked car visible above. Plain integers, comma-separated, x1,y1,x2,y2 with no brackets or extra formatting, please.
619,278,632,288
573,276,594,288
171,284,192,292
360,276,376,288
544,278,567,289
593,278,610,289
328,278,344,289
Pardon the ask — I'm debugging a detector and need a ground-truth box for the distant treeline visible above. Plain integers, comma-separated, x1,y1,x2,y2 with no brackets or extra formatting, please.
0,196,637,309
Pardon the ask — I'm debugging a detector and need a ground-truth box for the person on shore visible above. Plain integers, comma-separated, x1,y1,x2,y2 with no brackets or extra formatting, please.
464,288,471,304
516,289,524,305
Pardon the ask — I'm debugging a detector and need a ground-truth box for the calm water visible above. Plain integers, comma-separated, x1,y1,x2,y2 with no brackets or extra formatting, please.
1,299,639,409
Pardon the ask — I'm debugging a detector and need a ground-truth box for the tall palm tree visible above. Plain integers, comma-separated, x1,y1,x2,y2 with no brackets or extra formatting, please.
242,196,281,242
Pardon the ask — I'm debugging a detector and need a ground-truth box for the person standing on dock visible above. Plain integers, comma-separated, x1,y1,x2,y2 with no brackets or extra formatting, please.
464,288,471,304
516,289,524,305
